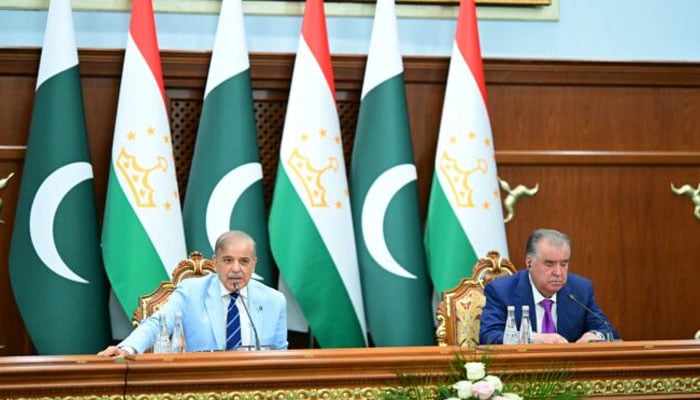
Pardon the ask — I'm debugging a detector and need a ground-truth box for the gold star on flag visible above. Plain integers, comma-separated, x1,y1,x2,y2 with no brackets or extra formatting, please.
468,131,476,140
146,126,156,136
493,189,500,198
450,135,457,144
162,135,170,144
334,135,341,144
484,138,491,147
335,200,343,209
164,200,172,210
319,128,327,137
301,133,309,142
127,131,136,141
482,201,490,210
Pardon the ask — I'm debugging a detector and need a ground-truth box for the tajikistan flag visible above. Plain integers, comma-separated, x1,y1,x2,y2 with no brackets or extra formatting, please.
268,0,367,348
350,0,434,346
424,0,508,296
102,0,187,318
182,0,273,284
8,0,111,354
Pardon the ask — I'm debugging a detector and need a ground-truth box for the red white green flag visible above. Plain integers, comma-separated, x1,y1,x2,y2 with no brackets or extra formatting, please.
425,0,509,296
268,0,367,347
101,0,187,318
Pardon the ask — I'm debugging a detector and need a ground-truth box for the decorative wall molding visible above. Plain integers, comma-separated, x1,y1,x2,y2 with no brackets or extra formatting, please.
0,0,559,20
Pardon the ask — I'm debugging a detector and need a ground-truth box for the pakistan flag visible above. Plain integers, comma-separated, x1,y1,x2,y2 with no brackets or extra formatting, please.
350,0,434,346
8,0,111,354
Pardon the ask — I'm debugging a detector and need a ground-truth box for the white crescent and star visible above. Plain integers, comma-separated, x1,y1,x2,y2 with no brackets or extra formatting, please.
361,164,417,280
28,161,414,283
205,162,264,280
30,162,92,284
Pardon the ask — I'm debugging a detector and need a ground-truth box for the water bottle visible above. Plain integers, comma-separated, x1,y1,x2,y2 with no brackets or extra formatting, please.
170,312,187,353
153,313,171,353
519,305,534,344
503,305,519,344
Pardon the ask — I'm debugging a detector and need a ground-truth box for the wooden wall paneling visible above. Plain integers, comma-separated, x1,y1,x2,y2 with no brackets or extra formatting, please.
487,63,700,342
0,153,31,356
489,86,700,151
0,50,38,355
405,83,444,218
1,48,700,355
497,161,700,341
80,77,121,219
168,95,202,197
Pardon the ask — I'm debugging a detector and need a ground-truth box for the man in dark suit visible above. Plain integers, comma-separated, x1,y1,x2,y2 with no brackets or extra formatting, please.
479,228,618,344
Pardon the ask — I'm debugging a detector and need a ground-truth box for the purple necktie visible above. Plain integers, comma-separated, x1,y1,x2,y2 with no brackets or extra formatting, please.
540,298,556,333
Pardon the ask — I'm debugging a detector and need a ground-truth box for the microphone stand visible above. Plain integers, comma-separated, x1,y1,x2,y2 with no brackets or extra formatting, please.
234,283,262,351
567,293,614,341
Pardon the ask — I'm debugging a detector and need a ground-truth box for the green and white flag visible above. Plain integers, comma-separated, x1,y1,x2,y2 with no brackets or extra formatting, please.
8,0,111,354
269,0,367,347
182,0,273,284
350,0,434,346
424,0,508,296
102,0,187,318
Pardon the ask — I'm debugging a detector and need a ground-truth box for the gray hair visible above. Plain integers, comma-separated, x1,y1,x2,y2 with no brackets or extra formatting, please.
525,228,571,258
214,230,257,257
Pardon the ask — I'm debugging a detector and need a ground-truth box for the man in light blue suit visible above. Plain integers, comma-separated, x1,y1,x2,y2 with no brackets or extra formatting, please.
479,228,618,345
99,231,287,356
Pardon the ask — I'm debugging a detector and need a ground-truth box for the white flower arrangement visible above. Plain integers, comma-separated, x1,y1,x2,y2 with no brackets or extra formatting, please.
378,354,581,400
445,362,522,400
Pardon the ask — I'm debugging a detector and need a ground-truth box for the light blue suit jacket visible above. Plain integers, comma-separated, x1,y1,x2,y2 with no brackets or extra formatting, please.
120,275,287,353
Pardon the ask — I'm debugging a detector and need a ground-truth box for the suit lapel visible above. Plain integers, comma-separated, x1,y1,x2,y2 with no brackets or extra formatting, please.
513,270,536,329
204,275,226,350
246,281,264,334
556,286,576,340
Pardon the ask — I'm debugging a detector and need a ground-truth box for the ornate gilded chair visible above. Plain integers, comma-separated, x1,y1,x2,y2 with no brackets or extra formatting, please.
435,251,517,348
131,251,216,327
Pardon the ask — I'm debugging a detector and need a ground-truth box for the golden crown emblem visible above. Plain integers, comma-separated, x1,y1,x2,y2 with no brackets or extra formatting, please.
116,147,168,208
438,151,488,208
287,148,339,208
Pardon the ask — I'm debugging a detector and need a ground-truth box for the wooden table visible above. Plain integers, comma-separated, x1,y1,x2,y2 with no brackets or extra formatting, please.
1,340,699,399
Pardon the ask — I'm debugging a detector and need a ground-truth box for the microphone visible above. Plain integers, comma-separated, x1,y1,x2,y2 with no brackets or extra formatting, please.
233,283,261,351
567,293,614,341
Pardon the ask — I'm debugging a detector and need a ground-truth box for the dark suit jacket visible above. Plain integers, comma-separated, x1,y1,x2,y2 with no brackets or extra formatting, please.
479,269,618,344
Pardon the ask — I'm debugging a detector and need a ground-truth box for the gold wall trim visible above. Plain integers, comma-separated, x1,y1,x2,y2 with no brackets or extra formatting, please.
0,0,559,20
9,378,700,400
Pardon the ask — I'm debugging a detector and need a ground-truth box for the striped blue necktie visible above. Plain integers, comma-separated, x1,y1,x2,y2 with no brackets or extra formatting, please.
226,293,241,350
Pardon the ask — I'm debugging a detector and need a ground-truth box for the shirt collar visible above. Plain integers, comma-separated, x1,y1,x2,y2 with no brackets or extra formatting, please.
218,280,248,298
528,271,558,305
